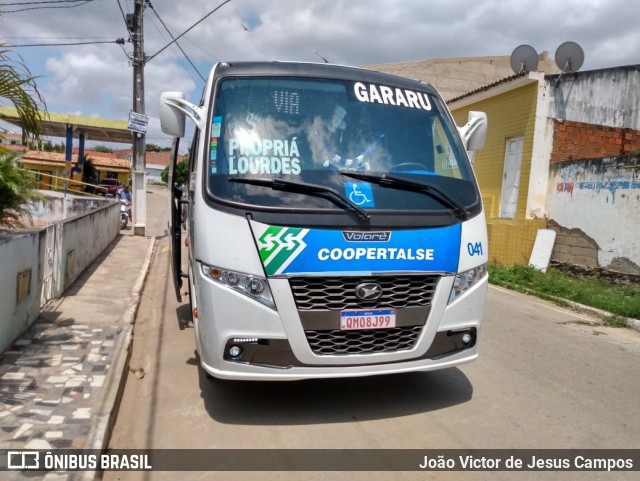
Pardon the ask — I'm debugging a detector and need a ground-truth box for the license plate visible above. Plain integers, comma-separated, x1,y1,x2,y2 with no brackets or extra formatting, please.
340,309,396,331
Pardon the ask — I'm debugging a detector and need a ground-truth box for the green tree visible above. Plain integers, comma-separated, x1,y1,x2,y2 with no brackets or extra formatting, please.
0,44,46,227
93,145,113,153
0,149,43,227
161,159,188,185
146,143,171,152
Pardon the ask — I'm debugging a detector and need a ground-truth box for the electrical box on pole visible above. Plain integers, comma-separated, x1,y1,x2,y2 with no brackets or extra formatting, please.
126,13,135,32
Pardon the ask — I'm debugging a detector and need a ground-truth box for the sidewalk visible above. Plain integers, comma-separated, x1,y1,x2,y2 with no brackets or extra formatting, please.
0,233,155,461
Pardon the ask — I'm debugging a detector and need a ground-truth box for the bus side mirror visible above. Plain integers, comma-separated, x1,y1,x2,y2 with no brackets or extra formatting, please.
458,111,487,151
160,91,207,136
160,92,186,137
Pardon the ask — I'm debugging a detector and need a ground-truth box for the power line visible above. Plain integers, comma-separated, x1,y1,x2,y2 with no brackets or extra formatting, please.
9,39,126,47
147,1,205,82
118,41,131,61
0,0,87,5
0,0,93,13
115,0,128,31
146,0,232,63
2,35,116,39
147,14,219,66
176,34,219,63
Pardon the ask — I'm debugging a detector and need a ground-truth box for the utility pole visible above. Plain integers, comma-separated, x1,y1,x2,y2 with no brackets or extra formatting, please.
131,0,147,236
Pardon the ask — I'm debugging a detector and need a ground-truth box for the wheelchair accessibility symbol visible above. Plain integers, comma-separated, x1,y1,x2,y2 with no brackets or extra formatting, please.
345,182,375,208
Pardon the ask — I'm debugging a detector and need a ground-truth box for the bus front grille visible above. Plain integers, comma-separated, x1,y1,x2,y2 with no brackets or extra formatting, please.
305,326,423,355
288,275,440,311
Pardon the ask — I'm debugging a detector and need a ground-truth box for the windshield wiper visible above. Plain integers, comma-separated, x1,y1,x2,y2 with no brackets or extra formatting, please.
229,177,371,221
340,171,468,220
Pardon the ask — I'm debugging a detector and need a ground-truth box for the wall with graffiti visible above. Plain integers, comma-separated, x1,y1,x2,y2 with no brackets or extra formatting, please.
547,153,640,273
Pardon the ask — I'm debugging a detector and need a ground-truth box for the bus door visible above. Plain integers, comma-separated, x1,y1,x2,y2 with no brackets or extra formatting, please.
168,137,185,302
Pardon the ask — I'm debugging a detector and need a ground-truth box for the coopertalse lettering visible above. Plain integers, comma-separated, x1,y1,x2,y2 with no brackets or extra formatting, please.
318,247,434,261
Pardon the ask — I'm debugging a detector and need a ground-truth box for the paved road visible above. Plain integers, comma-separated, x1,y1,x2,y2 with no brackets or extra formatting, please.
121,183,169,239
106,188,640,480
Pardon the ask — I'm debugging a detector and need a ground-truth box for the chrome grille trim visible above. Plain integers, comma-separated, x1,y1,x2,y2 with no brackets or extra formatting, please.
289,275,440,311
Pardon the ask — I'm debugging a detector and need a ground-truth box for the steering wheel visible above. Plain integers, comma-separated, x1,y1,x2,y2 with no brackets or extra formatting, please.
390,162,426,172
321,134,385,172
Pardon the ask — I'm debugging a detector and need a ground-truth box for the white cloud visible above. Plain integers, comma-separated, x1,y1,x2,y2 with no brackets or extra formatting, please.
1,0,638,146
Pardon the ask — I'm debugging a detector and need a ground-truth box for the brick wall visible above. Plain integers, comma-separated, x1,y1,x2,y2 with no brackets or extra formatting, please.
551,119,640,162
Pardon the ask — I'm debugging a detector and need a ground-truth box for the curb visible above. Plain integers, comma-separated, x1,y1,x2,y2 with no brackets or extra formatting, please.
489,283,640,333
85,237,156,460
562,299,640,332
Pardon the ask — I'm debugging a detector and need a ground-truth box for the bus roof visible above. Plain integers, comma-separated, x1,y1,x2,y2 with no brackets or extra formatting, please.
208,61,438,94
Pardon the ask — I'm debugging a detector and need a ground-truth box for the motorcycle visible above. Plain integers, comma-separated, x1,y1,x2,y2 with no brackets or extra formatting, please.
120,199,132,229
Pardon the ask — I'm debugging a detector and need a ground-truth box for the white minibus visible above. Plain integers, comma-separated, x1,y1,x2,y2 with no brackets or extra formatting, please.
160,61,488,380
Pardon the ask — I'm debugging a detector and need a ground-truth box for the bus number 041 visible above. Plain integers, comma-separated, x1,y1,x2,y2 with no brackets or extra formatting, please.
467,242,483,256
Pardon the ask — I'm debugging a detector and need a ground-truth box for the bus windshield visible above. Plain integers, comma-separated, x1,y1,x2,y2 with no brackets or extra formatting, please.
207,77,479,217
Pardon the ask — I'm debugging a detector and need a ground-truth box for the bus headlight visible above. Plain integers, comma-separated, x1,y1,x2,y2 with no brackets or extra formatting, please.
448,264,487,304
201,263,276,310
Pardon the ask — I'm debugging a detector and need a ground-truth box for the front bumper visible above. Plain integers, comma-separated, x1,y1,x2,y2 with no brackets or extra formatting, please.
194,265,487,381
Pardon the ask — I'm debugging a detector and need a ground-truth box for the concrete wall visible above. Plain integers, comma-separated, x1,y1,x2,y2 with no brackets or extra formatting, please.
27,194,111,227
549,65,640,130
545,68,640,273
0,230,46,353
52,203,120,296
0,202,120,353
145,163,164,184
547,153,640,274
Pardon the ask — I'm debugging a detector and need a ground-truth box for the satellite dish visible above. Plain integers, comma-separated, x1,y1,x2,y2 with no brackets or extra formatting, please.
510,45,539,74
555,41,585,73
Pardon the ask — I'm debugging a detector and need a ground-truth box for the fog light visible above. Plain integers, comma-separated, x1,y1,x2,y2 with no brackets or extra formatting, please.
462,333,472,345
228,345,243,359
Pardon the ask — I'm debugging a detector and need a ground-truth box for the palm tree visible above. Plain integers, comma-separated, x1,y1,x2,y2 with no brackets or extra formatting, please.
0,44,45,228
0,44,45,139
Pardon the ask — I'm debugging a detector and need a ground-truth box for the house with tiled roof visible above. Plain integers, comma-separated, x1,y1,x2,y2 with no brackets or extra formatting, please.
17,150,131,192
0,130,27,153
113,148,182,183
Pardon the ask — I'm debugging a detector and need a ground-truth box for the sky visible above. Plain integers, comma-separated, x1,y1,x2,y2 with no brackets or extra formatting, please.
1,0,639,149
